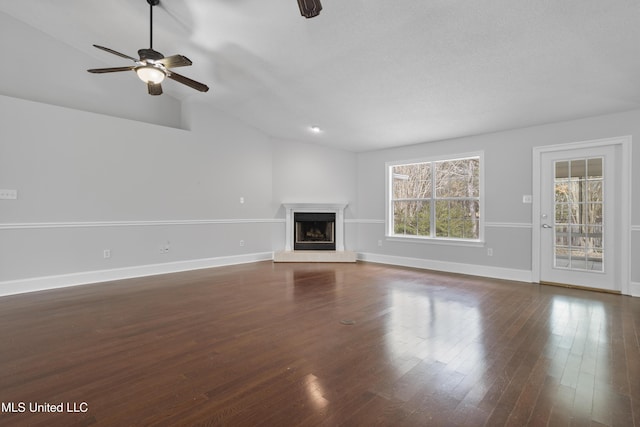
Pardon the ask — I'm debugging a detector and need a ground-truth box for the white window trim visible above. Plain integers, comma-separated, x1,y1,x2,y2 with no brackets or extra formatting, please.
385,151,485,245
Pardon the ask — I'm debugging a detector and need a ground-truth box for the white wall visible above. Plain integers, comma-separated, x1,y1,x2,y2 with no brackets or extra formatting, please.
356,109,640,292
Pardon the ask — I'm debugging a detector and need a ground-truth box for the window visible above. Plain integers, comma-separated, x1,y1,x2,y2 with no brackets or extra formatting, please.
387,154,482,241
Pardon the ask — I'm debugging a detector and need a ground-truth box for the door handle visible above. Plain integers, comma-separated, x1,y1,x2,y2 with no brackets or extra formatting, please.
541,223,552,229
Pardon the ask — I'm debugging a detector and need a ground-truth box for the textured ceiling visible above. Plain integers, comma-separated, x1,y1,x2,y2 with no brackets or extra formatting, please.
1,0,640,151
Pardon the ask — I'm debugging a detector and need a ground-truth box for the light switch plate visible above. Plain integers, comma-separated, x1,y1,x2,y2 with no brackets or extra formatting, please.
0,189,17,200
522,195,532,204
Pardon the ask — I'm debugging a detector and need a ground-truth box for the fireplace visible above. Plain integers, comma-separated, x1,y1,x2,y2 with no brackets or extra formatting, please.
294,212,336,250
274,203,355,262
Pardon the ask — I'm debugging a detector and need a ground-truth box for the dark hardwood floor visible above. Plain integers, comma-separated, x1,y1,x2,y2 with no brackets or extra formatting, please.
0,261,638,426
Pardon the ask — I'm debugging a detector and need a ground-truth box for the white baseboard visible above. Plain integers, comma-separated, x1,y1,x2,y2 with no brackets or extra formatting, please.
357,252,533,283
2,252,635,298
0,252,274,298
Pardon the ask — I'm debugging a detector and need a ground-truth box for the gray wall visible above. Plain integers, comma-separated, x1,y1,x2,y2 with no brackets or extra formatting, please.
1,93,639,295
271,138,358,251
0,95,358,293
356,109,640,287
0,11,182,129
0,95,276,285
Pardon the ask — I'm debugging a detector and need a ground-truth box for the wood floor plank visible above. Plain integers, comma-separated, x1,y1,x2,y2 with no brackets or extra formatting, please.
0,261,638,426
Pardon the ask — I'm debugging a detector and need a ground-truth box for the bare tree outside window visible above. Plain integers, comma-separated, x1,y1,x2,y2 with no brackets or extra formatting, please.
390,156,480,240
553,158,603,271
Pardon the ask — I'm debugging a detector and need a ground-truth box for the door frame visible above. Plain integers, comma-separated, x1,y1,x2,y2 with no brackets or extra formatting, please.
532,135,631,295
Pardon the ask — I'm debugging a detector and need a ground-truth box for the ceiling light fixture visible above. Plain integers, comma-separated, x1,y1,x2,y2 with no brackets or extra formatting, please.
136,65,166,84
310,126,322,134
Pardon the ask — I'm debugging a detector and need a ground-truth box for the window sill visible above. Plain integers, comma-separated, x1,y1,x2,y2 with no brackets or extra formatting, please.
385,235,485,247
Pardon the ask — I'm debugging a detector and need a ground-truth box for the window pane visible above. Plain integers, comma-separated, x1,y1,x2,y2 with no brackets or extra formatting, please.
435,200,449,237
555,182,569,204
416,201,430,236
570,225,586,248
587,181,602,202
571,159,586,178
435,158,479,198
586,203,602,225
565,180,583,203
555,226,568,246
555,249,569,268
393,200,430,236
555,203,569,223
435,200,479,239
555,161,569,180
392,163,431,199
588,249,603,271
587,225,603,249
586,158,602,179
393,200,414,235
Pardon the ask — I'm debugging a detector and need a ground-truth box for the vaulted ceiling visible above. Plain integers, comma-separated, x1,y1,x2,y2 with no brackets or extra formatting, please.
1,0,640,152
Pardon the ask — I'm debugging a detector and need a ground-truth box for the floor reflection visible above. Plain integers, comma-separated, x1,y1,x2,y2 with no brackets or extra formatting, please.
548,295,608,419
291,270,338,301
304,373,329,410
270,263,634,424
385,287,485,385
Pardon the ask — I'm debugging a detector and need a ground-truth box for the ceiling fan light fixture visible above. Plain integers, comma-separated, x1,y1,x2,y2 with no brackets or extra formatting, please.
136,65,166,84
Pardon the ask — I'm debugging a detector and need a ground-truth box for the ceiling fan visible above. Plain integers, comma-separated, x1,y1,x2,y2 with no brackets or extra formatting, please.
87,0,209,96
297,0,322,18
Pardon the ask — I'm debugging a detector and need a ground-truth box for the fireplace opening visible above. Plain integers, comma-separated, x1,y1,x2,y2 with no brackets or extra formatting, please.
294,212,336,250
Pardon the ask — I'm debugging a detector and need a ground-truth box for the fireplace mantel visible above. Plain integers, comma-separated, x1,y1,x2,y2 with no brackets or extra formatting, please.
274,203,356,262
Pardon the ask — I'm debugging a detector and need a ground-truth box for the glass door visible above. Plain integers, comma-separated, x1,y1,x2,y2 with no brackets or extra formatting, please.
539,146,616,291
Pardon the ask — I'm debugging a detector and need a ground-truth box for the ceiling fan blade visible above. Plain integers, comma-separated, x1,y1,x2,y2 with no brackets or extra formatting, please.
147,82,163,96
92,45,138,62
156,54,192,68
87,66,136,73
167,71,209,92
155,55,193,68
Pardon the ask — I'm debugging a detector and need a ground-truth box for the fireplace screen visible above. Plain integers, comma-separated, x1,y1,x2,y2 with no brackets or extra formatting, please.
294,212,336,250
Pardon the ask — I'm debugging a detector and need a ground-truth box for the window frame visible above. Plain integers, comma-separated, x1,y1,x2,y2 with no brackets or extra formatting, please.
385,151,485,245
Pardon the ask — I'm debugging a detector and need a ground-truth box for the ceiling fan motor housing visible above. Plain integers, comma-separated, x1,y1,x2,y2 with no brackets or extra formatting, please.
138,48,164,62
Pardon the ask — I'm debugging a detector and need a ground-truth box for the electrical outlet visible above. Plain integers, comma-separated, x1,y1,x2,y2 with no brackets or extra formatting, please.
239,240,245,247
160,241,170,253
239,197,245,204
487,248,493,256
103,249,111,259
522,195,532,204
378,240,383,247
0,189,18,200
